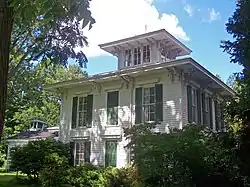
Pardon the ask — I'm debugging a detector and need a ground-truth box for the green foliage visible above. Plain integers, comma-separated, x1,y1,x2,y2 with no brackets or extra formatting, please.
125,124,247,186
40,153,69,187
10,138,71,180
68,164,106,187
5,64,87,136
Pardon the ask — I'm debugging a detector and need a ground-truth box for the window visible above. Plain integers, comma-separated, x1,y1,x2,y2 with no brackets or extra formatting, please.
71,95,93,129
215,101,225,130
133,47,141,65
202,93,211,126
191,88,197,123
78,97,88,127
74,141,91,166
143,87,156,122
105,141,117,167
143,45,150,63
135,84,163,124
107,91,119,125
124,49,132,67
187,86,198,123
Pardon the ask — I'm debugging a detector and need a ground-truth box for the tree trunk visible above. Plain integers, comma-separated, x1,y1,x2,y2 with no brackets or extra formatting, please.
0,0,13,140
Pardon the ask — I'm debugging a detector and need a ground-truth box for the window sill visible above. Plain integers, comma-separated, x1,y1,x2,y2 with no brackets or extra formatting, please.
72,126,92,130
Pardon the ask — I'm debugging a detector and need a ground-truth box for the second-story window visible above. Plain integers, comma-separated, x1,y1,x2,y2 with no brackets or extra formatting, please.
143,45,150,63
107,91,119,125
71,95,93,129
124,49,132,67
187,85,198,123
134,47,141,65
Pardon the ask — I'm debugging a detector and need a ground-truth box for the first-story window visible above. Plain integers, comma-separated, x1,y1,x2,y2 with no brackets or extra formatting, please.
74,141,91,166
105,141,117,167
135,84,163,124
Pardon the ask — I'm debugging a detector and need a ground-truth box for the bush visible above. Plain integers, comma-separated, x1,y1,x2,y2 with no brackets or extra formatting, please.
40,153,69,187
67,164,139,187
10,138,71,180
68,163,106,187
125,124,243,187
104,166,140,187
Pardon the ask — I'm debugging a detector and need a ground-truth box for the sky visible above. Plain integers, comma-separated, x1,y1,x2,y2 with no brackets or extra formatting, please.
74,0,242,83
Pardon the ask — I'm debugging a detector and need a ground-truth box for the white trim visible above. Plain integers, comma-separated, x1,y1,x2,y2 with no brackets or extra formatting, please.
136,78,160,86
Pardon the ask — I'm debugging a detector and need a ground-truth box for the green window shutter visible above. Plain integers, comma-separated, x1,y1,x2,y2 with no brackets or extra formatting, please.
107,91,119,125
155,84,163,122
187,85,192,123
69,142,75,166
208,97,213,129
197,89,201,124
201,93,205,124
135,87,142,124
71,97,78,129
84,141,91,163
105,141,117,167
86,95,93,127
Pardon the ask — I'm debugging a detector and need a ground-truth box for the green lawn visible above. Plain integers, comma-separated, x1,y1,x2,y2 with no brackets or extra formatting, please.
0,172,40,187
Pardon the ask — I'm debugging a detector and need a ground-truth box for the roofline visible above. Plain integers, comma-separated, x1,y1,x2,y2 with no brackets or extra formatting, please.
188,59,235,95
44,58,190,91
44,57,234,96
99,29,192,54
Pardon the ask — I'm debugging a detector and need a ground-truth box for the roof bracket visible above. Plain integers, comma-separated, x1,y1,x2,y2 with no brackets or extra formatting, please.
119,75,133,89
92,81,101,94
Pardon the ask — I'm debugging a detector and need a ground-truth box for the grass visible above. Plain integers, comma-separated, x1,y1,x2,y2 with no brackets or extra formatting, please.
0,172,40,187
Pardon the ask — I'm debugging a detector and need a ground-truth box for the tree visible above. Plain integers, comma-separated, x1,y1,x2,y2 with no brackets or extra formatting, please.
5,64,87,136
221,0,250,124
0,0,95,140
221,0,250,179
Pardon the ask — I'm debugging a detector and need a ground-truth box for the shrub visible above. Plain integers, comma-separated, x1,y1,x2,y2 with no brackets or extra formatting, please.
10,138,71,180
67,164,139,187
39,153,69,187
125,124,243,187
104,166,140,187
68,163,106,187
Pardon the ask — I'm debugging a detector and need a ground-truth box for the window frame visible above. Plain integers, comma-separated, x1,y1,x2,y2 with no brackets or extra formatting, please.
142,86,156,123
133,47,141,66
142,45,150,63
104,140,117,167
106,90,119,126
202,93,211,125
124,49,132,67
191,87,198,123
74,141,91,166
76,96,88,128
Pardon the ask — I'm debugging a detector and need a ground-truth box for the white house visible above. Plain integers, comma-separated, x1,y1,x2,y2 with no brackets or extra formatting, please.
45,29,234,168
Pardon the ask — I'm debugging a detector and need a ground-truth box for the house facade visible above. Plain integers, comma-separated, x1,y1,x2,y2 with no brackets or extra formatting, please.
45,29,234,168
